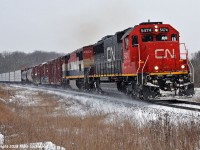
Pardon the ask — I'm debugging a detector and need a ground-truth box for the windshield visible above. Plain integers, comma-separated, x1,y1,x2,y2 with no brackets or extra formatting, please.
142,34,170,42
156,35,168,41
142,35,153,42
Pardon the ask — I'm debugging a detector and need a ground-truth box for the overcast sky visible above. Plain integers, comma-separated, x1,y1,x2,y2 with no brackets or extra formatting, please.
0,0,199,55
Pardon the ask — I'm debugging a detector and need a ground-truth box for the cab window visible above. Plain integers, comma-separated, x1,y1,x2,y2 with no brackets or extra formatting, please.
171,34,178,41
132,36,138,47
156,35,168,41
142,35,153,42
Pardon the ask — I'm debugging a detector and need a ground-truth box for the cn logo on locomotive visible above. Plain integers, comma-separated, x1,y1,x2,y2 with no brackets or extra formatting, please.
155,49,175,59
107,47,115,62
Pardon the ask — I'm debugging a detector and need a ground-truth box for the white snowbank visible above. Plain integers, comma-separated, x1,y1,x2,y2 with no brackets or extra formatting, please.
0,133,4,145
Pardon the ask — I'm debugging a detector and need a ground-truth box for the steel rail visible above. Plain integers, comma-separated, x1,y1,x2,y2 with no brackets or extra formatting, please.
146,99,200,112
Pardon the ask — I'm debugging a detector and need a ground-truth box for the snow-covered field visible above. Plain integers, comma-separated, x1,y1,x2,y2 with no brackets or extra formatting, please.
1,84,200,149
7,84,200,124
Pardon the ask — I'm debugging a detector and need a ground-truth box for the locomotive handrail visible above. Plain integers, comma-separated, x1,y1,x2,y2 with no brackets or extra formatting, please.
180,43,188,60
180,43,194,83
136,44,141,85
141,55,149,85
188,59,194,83
188,53,194,83
180,43,187,50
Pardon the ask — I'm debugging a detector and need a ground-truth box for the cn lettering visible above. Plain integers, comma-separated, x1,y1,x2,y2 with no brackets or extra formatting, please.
155,49,175,59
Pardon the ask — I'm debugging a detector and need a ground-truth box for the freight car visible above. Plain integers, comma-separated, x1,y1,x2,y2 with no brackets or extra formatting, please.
0,21,195,99
0,70,22,83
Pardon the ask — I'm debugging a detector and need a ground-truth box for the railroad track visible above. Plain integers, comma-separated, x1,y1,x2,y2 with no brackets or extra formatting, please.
147,99,200,112
100,86,200,112
100,83,200,112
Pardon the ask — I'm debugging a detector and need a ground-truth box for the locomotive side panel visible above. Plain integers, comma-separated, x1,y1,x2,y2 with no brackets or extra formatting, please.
67,50,84,77
94,30,128,77
104,33,124,75
94,41,105,76
76,50,84,76
121,28,138,75
62,55,70,78
83,46,94,75
104,36,115,75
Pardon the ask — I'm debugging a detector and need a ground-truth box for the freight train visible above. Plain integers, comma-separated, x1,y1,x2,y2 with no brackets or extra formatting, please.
0,21,195,99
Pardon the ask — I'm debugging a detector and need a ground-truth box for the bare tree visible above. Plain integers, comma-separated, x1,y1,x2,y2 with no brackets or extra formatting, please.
191,51,200,87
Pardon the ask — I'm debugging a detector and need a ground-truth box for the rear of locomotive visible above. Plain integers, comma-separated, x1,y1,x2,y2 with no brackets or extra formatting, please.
126,22,194,98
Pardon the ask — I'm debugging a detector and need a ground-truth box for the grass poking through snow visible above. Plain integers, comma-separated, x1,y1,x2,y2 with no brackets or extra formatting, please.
0,84,200,150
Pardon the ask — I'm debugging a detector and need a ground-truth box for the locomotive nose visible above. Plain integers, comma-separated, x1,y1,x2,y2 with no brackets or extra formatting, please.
147,42,180,73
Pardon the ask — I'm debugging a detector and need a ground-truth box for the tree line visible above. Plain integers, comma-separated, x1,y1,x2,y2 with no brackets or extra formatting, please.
0,51,62,73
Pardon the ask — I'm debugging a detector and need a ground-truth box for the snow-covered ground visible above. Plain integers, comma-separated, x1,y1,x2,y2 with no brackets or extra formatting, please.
0,134,4,145
7,84,200,125
1,84,200,149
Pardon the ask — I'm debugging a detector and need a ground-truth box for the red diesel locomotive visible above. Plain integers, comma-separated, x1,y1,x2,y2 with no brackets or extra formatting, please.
62,21,194,99
119,22,194,98
0,21,194,99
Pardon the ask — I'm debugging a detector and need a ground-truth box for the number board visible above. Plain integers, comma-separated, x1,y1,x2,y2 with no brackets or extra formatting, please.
140,28,153,33
160,28,169,32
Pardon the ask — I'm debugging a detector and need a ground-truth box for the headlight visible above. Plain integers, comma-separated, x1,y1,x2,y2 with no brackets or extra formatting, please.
181,65,185,69
154,25,158,29
154,66,159,70
155,29,158,32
